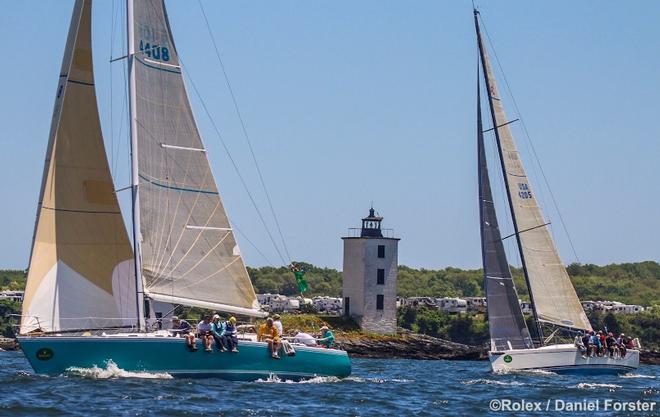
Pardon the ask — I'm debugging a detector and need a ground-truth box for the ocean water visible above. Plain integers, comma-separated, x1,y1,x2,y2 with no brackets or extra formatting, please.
1,351,658,416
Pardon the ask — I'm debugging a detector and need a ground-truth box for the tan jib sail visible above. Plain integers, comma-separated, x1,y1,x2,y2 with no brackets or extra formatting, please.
20,0,137,334
477,16,591,331
130,0,263,316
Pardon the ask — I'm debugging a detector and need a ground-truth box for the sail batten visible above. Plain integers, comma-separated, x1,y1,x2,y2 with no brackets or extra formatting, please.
131,0,260,314
20,0,136,334
475,12,592,332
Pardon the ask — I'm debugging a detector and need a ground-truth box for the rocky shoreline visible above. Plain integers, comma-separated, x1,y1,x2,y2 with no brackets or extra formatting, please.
337,333,660,365
0,337,18,351
338,333,485,360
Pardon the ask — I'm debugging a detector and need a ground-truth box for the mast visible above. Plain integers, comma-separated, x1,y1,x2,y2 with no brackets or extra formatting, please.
473,9,544,344
127,0,146,331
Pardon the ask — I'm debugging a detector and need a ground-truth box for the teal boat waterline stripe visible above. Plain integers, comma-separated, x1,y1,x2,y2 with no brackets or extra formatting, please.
135,56,181,74
139,174,218,195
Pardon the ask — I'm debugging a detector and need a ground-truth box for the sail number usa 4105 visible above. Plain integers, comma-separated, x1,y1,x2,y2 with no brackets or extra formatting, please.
517,183,532,199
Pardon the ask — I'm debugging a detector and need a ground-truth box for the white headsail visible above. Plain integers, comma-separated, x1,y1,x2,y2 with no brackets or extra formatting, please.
476,13,592,331
20,0,137,334
129,0,263,317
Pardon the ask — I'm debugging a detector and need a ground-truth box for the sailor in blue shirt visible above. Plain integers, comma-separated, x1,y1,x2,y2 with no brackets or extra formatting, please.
211,314,227,352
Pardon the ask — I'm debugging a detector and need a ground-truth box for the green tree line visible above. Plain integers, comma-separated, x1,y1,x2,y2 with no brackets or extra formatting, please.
397,305,660,350
2,263,658,348
250,261,660,306
3,261,659,304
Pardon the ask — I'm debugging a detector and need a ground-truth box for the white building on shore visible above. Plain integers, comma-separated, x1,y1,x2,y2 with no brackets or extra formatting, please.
0,290,23,302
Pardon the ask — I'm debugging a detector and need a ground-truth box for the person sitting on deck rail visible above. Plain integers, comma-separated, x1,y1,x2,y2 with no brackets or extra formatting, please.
211,314,227,352
574,331,587,358
292,329,317,347
580,331,591,358
171,316,196,352
197,315,214,352
224,317,239,353
272,314,283,337
588,331,599,357
258,318,281,359
598,331,607,356
606,332,617,358
617,333,627,358
316,326,335,348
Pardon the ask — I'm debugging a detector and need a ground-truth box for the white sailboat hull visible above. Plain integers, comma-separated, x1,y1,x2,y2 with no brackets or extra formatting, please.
489,344,639,374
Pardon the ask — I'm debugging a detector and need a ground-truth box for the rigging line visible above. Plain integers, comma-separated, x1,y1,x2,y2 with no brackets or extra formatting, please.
109,0,115,181
178,55,287,265
110,0,126,318
479,17,581,264
197,0,292,264
146,128,276,274
231,220,275,266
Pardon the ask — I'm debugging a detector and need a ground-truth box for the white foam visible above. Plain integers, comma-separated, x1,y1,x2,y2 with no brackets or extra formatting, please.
256,373,343,384
620,373,656,379
65,360,172,380
493,368,557,376
255,374,411,384
573,383,621,390
462,378,525,386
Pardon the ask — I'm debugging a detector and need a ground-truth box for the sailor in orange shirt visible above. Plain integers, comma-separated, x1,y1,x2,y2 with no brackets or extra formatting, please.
258,318,281,359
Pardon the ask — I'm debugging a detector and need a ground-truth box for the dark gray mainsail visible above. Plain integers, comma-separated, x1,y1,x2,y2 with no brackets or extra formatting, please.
478,78,534,352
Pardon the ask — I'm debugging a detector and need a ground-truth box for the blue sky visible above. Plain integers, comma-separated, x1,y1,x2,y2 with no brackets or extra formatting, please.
1,1,659,271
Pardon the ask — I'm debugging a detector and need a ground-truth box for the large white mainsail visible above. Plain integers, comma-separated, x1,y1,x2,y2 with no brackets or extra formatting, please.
20,0,136,334
129,0,263,316
476,14,591,331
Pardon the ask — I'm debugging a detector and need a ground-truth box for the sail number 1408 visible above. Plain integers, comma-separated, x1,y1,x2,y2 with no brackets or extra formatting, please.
139,40,170,62
517,183,532,199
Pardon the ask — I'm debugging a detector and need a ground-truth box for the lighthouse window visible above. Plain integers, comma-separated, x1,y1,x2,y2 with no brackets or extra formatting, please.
377,268,385,285
377,245,385,258
376,294,384,310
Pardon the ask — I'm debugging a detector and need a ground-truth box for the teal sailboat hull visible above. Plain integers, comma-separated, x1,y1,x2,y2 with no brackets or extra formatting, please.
18,336,351,380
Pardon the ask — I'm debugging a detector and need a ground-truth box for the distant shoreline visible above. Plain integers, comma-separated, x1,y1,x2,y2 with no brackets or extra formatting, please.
4,335,659,365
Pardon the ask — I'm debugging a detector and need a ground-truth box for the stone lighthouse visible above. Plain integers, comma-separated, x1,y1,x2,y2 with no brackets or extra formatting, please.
342,207,399,334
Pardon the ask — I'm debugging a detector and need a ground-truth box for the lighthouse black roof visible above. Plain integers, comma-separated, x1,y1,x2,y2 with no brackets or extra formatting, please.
361,207,383,237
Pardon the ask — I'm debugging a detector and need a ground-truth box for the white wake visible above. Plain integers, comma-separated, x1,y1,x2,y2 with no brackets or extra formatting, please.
65,360,172,380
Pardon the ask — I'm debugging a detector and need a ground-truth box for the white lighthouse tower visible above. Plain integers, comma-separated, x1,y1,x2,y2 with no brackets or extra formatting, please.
342,207,399,334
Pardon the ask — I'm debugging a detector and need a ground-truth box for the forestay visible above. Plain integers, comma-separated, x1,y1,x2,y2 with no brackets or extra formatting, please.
477,80,533,351
20,0,136,334
130,0,263,316
476,14,591,331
